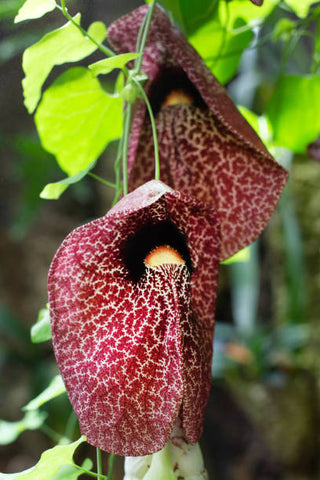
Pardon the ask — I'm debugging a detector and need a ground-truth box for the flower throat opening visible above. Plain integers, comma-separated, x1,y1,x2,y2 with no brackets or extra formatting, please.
124,221,192,282
148,66,206,115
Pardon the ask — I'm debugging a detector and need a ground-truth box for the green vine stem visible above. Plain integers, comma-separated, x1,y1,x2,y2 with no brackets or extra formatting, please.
72,462,108,480
108,454,115,480
134,0,157,74
119,0,160,192
96,447,103,480
113,135,125,206
133,78,160,180
58,0,115,58
88,173,116,189
121,104,133,196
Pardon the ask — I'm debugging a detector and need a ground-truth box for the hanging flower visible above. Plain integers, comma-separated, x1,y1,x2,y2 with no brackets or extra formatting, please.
48,180,220,456
108,5,288,260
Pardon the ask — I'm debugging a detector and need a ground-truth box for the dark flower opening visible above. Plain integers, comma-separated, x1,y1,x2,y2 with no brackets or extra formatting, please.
124,220,192,282
148,66,206,115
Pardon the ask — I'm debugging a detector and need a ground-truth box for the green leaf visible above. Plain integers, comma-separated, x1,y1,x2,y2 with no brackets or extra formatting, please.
89,53,140,76
220,0,279,25
0,437,85,480
267,75,320,153
189,17,253,84
35,67,123,176
146,0,184,28
238,106,273,147
0,411,47,446
49,459,93,480
0,0,24,21
146,0,218,32
284,0,316,18
31,305,51,343
221,247,250,265
40,160,96,199
179,0,218,33
14,0,56,23
22,14,107,113
23,375,66,411
272,18,295,41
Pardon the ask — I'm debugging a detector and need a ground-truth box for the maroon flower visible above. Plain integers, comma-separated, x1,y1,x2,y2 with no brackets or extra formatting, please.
108,5,288,260
48,180,220,456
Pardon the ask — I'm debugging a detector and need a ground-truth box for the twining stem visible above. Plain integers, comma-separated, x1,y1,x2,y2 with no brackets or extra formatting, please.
108,454,115,480
88,173,116,189
113,135,125,206
134,0,157,74
58,0,115,58
72,463,108,480
122,104,133,196
96,448,103,480
40,424,65,443
132,78,160,180
64,410,78,440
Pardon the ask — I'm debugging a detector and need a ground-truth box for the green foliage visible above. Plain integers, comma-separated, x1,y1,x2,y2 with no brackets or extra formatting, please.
49,459,93,480
40,160,97,199
31,305,52,343
89,52,140,76
267,75,320,153
22,14,107,113
0,0,24,21
221,247,250,265
23,375,66,411
0,410,47,446
190,15,253,84
146,0,218,33
15,0,56,23
284,0,317,18
222,0,278,24
0,436,86,480
35,67,123,176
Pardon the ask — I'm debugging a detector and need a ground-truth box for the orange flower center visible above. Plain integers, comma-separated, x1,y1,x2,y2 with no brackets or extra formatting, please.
162,89,193,107
145,245,185,267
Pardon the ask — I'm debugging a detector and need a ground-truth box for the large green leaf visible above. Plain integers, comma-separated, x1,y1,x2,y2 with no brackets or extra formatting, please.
22,14,107,113
35,67,123,176
267,75,320,153
284,0,316,18
221,0,279,25
146,0,218,32
14,0,56,23
190,17,253,84
23,375,66,411
0,437,85,480
0,411,47,445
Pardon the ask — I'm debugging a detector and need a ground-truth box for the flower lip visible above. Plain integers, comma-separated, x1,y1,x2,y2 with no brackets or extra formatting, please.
148,66,206,115
124,220,192,282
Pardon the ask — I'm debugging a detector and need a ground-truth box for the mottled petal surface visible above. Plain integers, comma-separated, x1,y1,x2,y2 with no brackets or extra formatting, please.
108,6,288,260
128,106,287,260
48,181,220,455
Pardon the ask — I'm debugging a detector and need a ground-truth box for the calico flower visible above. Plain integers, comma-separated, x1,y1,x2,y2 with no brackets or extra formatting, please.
108,5,288,260
48,180,220,456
